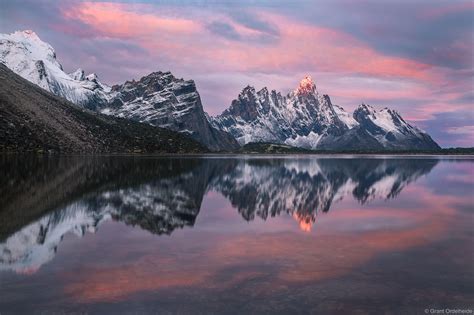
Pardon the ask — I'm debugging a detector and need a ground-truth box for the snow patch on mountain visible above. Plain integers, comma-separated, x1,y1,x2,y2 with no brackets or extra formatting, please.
285,131,323,148
351,103,438,149
333,104,358,129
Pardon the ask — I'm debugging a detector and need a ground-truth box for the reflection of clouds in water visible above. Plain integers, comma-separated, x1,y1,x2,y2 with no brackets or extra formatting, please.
446,174,474,184
0,157,440,275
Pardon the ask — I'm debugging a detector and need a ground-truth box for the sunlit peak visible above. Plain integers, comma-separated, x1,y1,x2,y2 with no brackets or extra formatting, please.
295,76,316,96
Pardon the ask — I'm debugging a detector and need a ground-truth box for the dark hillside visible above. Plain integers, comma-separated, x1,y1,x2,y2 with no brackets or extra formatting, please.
0,64,207,153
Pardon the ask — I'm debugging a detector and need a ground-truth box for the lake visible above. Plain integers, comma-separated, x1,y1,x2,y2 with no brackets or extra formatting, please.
0,155,473,314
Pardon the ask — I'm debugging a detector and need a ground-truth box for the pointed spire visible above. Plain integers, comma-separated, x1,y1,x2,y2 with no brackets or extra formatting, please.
295,76,316,96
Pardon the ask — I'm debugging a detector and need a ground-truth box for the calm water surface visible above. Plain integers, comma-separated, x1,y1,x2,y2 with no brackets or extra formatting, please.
0,155,473,314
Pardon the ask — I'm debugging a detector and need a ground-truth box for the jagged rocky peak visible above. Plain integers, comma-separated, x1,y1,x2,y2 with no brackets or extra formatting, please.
210,75,348,147
224,85,260,121
295,75,317,96
354,103,375,116
108,71,200,112
112,71,199,100
240,85,256,98
69,69,101,84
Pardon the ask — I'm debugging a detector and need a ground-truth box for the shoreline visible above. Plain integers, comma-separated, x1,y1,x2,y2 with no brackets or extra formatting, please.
1,152,474,158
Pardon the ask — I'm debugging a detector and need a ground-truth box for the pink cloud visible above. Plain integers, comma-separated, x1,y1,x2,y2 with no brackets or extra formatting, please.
62,2,436,83
62,2,201,39
421,2,474,19
58,1,471,132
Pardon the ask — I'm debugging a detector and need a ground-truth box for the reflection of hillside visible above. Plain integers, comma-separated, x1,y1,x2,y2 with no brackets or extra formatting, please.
323,158,439,203
0,157,212,273
0,181,203,273
0,157,438,272
0,155,201,240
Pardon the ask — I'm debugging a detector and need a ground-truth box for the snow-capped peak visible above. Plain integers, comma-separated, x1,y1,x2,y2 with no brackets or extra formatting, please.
11,30,42,42
18,30,36,36
354,103,406,133
210,76,348,147
0,30,110,108
0,30,60,74
240,85,256,96
295,75,317,96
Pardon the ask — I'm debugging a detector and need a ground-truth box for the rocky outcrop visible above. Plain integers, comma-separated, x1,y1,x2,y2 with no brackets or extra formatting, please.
102,71,239,151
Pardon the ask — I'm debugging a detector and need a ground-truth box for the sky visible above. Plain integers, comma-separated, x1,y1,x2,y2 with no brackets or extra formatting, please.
1,0,473,147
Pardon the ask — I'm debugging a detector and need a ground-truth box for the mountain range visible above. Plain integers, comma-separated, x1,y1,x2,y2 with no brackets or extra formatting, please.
0,30,237,151
210,77,440,150
0,30,440,151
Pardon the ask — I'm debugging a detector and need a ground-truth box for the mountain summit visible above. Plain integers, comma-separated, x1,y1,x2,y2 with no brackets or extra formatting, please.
295,76,317,96
210,77,440,150
0,30,111,108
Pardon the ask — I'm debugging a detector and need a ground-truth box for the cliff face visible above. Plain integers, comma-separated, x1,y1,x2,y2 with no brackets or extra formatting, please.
102,71,239,151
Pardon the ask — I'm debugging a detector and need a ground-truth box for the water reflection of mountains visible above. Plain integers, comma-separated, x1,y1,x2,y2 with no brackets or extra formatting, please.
0,156,438,272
